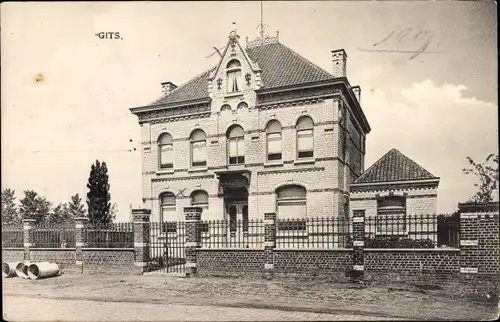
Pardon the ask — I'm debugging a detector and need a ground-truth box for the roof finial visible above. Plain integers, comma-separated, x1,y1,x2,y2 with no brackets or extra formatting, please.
229,21,239,39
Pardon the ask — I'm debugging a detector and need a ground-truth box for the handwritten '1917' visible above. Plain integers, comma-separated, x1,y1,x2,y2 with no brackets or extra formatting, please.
359,27,437,60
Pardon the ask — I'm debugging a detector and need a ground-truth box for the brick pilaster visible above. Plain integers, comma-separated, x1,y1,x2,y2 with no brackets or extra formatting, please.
459,203,500,276
132,209,151,273
351,210,365,280
185,207,202,277
75,217,89,273
264,212,276,279
22,218,36,261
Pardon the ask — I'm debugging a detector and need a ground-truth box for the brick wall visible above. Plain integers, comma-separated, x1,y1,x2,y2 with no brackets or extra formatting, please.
273,250,352,277
82,249,139,275
197,249,266,277
30,249,78,273
364,249,460,273
2,249,24,263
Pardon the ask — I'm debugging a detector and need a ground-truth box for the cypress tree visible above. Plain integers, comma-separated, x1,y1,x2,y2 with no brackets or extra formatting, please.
86,160,113,224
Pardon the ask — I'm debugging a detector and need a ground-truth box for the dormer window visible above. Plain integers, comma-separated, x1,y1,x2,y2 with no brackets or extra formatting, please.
226,59,242,93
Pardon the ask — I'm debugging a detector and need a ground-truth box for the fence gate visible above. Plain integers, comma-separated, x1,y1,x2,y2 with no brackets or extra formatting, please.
149,221,186,275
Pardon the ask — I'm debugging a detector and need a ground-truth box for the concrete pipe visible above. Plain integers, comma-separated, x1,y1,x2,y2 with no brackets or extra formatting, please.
28,262,60,280
15,262,31,279
15,261,49,279
2,262,21,278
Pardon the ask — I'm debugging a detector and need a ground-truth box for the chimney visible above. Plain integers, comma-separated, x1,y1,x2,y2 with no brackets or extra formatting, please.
161,81,177,96
352,85,361,103
331,49,347,78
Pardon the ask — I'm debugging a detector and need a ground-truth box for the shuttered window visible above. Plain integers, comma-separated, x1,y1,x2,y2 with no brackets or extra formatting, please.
296,116,314,159
158,133,174,169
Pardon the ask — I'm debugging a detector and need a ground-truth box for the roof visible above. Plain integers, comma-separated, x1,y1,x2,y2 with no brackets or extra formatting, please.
149,42,335,106
353,149,438,184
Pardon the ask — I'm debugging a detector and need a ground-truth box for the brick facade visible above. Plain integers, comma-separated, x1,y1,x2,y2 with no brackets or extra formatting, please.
350,184,438,217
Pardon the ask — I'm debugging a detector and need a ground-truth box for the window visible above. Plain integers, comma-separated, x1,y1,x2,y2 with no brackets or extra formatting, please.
226,59,242,93
377,196,406,235
266,120,282,161
237,102,248,109
221,104,231,112
227,125,245,165
296,116,314,159
158,133,173,169
191,190,209,215
160,192,176,223
276,185,307,219
190,129,207,167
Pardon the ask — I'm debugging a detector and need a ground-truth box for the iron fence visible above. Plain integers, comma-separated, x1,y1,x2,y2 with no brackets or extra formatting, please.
364,214,440,248
86,222,134,248
31,222,76,248
276,217,352,249
1,224,23,248
200,219,265,249
149,221,186,274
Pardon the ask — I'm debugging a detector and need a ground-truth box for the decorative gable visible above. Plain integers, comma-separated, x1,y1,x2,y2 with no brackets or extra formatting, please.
208,27,262,111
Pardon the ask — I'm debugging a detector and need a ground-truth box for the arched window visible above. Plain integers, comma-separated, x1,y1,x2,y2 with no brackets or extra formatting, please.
236,102,248,109
296,116,314,159
191,190,209,214
190,129,207,167
226,59,242,93
160,192,176,222
221,104,231,112
266,120,282,161
276,185,307,219
227,125,245,165
158,133,173,169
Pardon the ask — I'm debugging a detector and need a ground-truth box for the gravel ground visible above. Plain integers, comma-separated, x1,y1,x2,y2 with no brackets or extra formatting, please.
3,274,499,321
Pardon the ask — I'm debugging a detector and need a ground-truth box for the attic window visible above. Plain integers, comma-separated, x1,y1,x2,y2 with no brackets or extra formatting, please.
226,59,242,93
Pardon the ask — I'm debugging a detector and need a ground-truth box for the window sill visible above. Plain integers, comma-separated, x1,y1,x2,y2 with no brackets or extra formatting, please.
188,167,208,173
264,161,284,167
156,169,174,175
224,92,243,99
294,158,316,165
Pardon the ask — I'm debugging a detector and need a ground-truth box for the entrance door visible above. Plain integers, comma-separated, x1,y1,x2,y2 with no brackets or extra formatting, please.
226,201,248,237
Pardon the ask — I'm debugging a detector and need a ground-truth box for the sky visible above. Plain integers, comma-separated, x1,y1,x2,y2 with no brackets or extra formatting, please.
1,1,498,222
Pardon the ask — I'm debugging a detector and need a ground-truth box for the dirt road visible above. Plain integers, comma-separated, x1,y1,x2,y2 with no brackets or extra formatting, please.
2,274,498,321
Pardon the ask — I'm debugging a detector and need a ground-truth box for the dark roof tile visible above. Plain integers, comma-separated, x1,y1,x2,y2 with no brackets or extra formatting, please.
149,42,335,106
354,149,437,184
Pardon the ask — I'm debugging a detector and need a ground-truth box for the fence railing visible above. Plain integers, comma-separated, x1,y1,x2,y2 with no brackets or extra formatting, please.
200,219,265,249
149,221,186,273
364,213,451,248
276,217,352,249
31,223,76,248
1,224,23,248
86,223,134,248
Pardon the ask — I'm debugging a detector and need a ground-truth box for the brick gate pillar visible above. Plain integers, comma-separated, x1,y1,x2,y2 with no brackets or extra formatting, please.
132,209,151,274
351,210,365,281
22,218,36,261
264,212,276,279
75,217,89,273
184,207,202,277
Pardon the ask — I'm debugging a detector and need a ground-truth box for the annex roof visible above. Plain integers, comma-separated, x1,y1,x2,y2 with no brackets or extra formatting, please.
353,149,438,184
